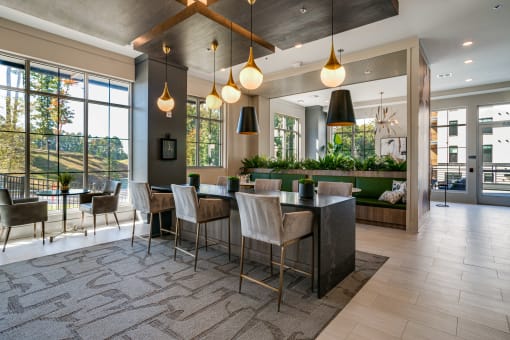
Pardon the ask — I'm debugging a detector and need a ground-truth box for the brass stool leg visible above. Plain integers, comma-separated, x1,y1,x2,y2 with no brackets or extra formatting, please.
269,243,273,275
204,223,208,251
174,219,180,260
147,213,153,254
277,245,287,312
159,212,163,236
239,236,245,293
131,210,136,246
311,234,314,292
194,223,201,271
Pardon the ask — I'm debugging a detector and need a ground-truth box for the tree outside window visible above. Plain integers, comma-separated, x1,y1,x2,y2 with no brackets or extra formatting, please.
273,113,300,160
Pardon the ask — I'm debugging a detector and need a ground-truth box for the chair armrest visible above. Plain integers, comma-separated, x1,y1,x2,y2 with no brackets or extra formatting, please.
0,201,48,227
90,195,119,214
80,192,104,204
149,193,174,213
13,197,39,204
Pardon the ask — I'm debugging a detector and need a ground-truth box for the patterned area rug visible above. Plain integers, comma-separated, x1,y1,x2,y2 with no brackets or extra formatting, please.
0,238,387,339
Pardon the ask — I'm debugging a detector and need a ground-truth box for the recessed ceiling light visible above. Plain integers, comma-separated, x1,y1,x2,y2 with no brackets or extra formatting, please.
465,78,473,82
294,43,303,48
299,6,307,14
297,99,305,104
464,59,473,64
462,41,473,47
493,4,502,10
437,72,453,79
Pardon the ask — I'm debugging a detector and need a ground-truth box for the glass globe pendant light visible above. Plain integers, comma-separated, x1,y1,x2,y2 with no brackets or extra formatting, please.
221,22,241,103
206,41,223,110
320,0,346,88
239,0,263,90
157,43,175,114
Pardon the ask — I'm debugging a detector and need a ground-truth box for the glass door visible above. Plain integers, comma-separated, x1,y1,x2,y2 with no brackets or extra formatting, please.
477,104,510,206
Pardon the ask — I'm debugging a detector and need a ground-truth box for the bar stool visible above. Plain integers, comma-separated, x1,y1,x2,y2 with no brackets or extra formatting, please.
171,184,231,271
216,176,228,186
235,191,314,311
130,182,175,254
317,181,353,196
254,179,282,192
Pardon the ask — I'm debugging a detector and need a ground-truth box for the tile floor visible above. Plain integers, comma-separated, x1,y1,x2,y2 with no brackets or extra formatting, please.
1,202,510,339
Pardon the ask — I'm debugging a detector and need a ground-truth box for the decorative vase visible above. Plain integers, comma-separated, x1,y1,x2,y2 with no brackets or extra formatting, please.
227,178,240,192
298,182,314,199
188,176,200,189
61,185,70,193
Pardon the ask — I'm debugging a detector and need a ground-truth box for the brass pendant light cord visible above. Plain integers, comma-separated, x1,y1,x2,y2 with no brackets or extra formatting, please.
230,22,233,67
250,2,253,47
331,0,334,45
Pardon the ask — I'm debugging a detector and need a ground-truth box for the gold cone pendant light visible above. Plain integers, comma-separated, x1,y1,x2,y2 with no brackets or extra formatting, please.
222,23,241,104
320,0,346,88
157,44,175,114
239,0,263,90
206,41,223,110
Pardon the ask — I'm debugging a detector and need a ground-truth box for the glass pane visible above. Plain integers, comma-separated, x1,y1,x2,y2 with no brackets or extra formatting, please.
109,138,129,171
200,120,221,145
30,63,59,94
187,142,197,166
29,134,58,174
274,114,283,129
59,136,84,173
0,55,25,89
30,94,59,134
87,172,109,192
481,124,510,195
88,103,109,137
60,99,84,136
199,143,221,166
479,104,510,122
110,107,129,139
88,75,109,102
186,117,197,143
110,80,129,106
0,89,25,131
209,107,221,120
0,132,25,173
199,100,210,119
59,69,84,98
88,137,110,172
29,173,58,195
187,99,197,116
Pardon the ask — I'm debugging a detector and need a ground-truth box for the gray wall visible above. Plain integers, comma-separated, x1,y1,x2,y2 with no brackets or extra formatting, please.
133,55,187,186
305,105,327,160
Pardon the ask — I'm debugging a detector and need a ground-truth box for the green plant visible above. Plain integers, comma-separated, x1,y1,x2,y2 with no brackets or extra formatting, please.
298,178,314,184
228,176,239,181
58,172,73,185
188,173,200,178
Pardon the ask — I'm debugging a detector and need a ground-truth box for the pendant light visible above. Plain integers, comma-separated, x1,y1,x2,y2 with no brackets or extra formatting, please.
320,0,346,88
375,91,399,135
326,89,355,126
157,43,175,115
239,0,263,90
221,22,241,104
205,41,223,110
237,106,259,135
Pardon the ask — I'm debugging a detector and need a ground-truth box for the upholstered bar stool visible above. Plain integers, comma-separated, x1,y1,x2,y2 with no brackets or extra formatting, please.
235,192,314,311
130,182,175,254
171,184,231,271
79,180,122,236
254,178,282,192
0,189,48,252
216,176,228,186
317,181,353,196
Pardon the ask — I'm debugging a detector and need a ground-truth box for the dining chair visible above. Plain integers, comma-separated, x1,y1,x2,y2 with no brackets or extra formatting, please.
130,182,174,254
292,180,299,192
317,181,353,196
235,191,314,311
79,180,122,236
171,184,231,271
254,178,282,192
216,176,228,186
0,189,48,252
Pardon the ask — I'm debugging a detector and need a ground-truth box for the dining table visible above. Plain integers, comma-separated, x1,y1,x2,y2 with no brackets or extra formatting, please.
152,184,356,298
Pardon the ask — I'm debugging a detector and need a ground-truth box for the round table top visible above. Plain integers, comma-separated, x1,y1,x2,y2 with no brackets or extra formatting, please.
36,188,90,196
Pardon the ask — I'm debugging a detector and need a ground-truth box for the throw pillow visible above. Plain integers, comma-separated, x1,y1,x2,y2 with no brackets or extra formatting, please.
379,190,404,204
392,180,407,203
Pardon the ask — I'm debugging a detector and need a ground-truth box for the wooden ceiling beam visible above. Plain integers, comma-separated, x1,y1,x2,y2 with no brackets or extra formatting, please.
131,0,274,52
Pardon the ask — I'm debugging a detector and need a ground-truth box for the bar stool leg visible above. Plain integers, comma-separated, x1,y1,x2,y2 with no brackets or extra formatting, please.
239,236,245,293
311,234,314,292
277,245,287,312
42,221,45,245
204,223,208,251
114,212,120,229
147,213,153,254
131,210,136,246
228,217,231,262
194,222,201,271
174,219,180,260
93,214,97,235
269,243,273,275
33,223,36,238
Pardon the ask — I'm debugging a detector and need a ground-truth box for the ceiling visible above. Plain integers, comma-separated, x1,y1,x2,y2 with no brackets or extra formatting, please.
0,0,509,104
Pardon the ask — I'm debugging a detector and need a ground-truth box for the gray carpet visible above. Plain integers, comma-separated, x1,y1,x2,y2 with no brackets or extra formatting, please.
0,238,387,339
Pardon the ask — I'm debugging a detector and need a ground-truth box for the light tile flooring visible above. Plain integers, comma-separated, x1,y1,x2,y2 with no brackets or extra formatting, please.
2,203,510,339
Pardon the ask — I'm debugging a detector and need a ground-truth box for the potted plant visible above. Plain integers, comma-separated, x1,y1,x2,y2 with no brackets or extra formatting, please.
188,173,200,189
298,178,314,199
227,176,240,192
58,173,73,193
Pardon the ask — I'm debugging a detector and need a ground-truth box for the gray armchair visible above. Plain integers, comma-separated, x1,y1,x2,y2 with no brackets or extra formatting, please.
0,189,48,252
79,180,122,236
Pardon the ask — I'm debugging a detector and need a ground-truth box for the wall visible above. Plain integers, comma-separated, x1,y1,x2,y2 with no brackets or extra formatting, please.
269,98,306,159
133,55,188,186
0,18,134,81
187,76,258,184
430,86,510,204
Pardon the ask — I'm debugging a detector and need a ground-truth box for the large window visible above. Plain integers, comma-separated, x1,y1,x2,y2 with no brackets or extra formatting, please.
274,113,300,160
330,118,375,159
186,96,223,167
430,108,467,191
0,53,130,201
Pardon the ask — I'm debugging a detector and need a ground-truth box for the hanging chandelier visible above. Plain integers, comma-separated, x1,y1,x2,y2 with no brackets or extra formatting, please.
320,0,346,88
221,22,241,104
157,43,175,116
206,40,223,110
239,0,263,90
375,91,399,135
